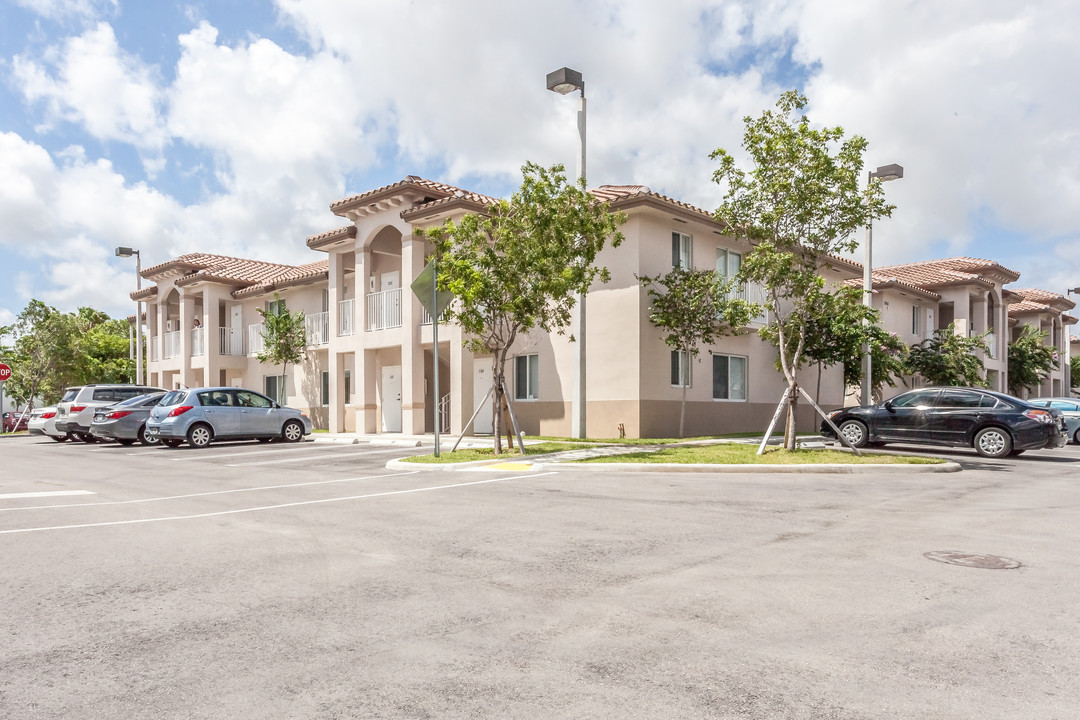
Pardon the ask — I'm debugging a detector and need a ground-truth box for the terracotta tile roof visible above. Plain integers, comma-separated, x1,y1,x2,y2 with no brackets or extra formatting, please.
1009,288,1076,311
306,225,357,250
142,253,328,300
231,260,329,299
130,286,158,301
843,273,941,300
331,176,463,217
400,188,500,221
591,184,717,223
873,257,1020,288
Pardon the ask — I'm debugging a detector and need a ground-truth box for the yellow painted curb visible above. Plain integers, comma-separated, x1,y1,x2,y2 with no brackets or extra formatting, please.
482,462,535,471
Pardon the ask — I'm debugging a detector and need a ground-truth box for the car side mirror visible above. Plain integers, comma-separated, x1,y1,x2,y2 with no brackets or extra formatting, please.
883,400,894,412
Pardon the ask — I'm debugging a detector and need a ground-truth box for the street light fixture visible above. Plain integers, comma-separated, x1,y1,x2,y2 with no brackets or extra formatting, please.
861,164,904,407
547,66,587,439
115,246,143,385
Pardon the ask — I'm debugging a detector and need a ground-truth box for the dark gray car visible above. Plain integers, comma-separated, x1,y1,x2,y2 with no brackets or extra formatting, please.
1030,398,1080,444
90,392,167,445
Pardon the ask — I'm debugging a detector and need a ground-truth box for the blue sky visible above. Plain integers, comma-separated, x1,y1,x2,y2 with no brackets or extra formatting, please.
1,0,1078,333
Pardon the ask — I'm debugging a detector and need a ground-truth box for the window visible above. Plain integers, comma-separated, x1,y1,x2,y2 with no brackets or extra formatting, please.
321,288,330,313
515,354,539,400
344,369,352,404
912,305,921,336
672,232,692,268
322,371,330,406
670,350,691,387
712,354,747,400
938,389,985,408
716,248,742,279
890,389,940,408
237,390,273,408
264,375,280,403
267,298,286,315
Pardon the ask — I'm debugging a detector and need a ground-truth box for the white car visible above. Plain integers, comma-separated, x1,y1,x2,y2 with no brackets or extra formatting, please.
28,406,68,442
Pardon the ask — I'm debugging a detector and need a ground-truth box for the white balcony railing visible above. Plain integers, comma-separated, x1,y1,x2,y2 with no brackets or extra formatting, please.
339,298,355,336
219,327,245,356
248,323,265,356
367,288,402,330
306,311,329,346
728,281,770,325
438,392,450,433
986,332,996,359
163,330,181,359
190,327,205,357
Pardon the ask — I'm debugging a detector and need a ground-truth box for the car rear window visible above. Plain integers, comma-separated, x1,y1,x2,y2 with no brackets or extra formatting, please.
159,391,189,406
60,388,81,402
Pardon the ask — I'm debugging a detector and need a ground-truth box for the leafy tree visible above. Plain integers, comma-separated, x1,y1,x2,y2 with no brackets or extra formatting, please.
421,162,626,453
1007,325,1059,396
904,323,989,387
1071,355,1080,393
712,91,895,449
256,294,307,404
638,267,754,437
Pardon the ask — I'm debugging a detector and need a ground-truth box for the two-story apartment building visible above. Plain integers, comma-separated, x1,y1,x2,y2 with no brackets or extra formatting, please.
1005,288,1076,397
134,176,858,438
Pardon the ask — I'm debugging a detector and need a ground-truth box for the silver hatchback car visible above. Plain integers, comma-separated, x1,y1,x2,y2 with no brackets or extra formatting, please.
146,387,312,448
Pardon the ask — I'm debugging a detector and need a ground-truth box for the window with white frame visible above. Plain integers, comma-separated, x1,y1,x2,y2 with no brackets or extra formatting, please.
264,375,281,403
672,232,692,268
912,305,921,336
514,354,539,400
716,248,742,279
712,354,747,400
267,298,286,315
670,350,691,387
321,288,329,313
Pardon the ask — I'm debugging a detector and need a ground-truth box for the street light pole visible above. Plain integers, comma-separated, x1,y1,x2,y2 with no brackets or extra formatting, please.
861,164,903,407
547,67,587,438
116,247,143,385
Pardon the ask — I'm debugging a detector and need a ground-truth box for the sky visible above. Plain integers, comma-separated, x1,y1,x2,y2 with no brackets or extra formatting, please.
1,0,1078,335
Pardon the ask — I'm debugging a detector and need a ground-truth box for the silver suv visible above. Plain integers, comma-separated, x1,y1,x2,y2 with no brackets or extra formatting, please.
55,384,166,442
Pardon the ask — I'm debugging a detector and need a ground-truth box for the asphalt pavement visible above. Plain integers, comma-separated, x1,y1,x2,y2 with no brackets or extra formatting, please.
2,433,1079,719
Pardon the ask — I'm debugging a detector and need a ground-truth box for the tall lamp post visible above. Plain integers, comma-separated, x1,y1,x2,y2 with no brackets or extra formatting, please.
115,247,143,385
547,66,587,438
861,163,903,406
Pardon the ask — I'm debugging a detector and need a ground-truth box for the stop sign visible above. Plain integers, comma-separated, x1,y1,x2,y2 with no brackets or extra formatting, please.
0,363,11,382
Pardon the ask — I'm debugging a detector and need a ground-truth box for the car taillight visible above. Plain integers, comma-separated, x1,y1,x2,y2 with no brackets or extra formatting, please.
42,412,56,419
106,410,134,420
1023,409,1054,424
70,405,87,413
168,406,194,417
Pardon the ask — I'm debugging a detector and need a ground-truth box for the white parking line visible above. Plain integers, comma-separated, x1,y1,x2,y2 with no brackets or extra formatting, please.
0,471,554,534
162,443,363,461
0,471,418,512
0,491,95,500
225,447,402,467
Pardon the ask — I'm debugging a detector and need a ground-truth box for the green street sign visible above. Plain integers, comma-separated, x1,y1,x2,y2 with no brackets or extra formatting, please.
411,258,454,318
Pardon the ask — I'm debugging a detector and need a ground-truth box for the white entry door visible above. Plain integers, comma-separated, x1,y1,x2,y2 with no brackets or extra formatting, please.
230,304,243,355
472,360,493,434
381,365,402,432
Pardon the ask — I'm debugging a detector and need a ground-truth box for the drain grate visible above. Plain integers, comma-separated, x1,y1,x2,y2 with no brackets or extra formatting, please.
924,550,1022,569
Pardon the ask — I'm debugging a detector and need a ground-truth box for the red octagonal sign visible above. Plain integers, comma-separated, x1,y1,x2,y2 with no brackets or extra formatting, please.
0,363,11,382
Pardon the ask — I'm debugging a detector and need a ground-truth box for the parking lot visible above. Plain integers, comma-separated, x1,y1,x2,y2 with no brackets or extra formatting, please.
2,434,1080,719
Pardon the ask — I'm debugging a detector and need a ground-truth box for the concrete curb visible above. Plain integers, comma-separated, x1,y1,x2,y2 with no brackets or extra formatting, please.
386,456,962,474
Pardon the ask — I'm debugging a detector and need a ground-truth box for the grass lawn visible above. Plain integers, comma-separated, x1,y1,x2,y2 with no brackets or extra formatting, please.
578,444,943,465
401,442,586,464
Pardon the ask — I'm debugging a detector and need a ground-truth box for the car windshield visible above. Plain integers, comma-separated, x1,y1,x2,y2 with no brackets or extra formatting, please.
159,390,188,406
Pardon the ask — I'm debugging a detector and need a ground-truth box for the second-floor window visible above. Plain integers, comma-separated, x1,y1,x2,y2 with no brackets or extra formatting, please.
716,248,742,279
672,232,692,268
267,298,286,315
912,305,921,336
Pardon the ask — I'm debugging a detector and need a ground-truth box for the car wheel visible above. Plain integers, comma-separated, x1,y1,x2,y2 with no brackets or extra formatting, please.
117,438,136,446
974,427,1012,458
51,435,67,443
282,419,304,443
161,439,182,448
138,425,159,446
837,420,869,448
1074,428,1080,445
78,433,97,443
186,423,213,449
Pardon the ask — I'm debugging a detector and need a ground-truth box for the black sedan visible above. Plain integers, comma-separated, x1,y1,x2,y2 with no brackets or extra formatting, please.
821,387,1069,458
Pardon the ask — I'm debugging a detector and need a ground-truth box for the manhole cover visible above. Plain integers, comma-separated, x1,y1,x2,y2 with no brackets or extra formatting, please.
924,551,1022,569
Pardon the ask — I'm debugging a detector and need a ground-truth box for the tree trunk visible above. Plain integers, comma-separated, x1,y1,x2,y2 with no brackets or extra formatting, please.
500,393,516,454
492,373,504,455
785,382,799,451
679,380,687,439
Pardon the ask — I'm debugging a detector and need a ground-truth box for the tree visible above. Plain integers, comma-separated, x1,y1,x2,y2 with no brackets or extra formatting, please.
256,294,307,404
421,162,626,454
904,323,989,387
1071,356,1080,394
712,91,895,449
1007,325,1059,396
638,267,754,437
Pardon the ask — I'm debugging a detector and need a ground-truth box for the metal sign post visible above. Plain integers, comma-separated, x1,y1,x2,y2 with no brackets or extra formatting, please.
411,258,454,457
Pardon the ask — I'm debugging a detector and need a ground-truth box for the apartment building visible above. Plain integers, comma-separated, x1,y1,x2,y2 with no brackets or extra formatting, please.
134,176,857,438
859,258,1075,395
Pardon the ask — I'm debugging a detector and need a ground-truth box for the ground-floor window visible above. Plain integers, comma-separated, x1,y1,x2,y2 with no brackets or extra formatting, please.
712,354,746,400
265,375,281,403
321,371,330,406
344,369,352,404
515,354,539,400
670,350,691,387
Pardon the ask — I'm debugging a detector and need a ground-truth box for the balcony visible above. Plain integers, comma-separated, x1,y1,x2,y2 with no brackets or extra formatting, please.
306,311,329,346
219,327,245,356
163,330,181,359
367,288,402,330
190,327,205,357
339,298,355,336
728,282,770,325
248,323,265,356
